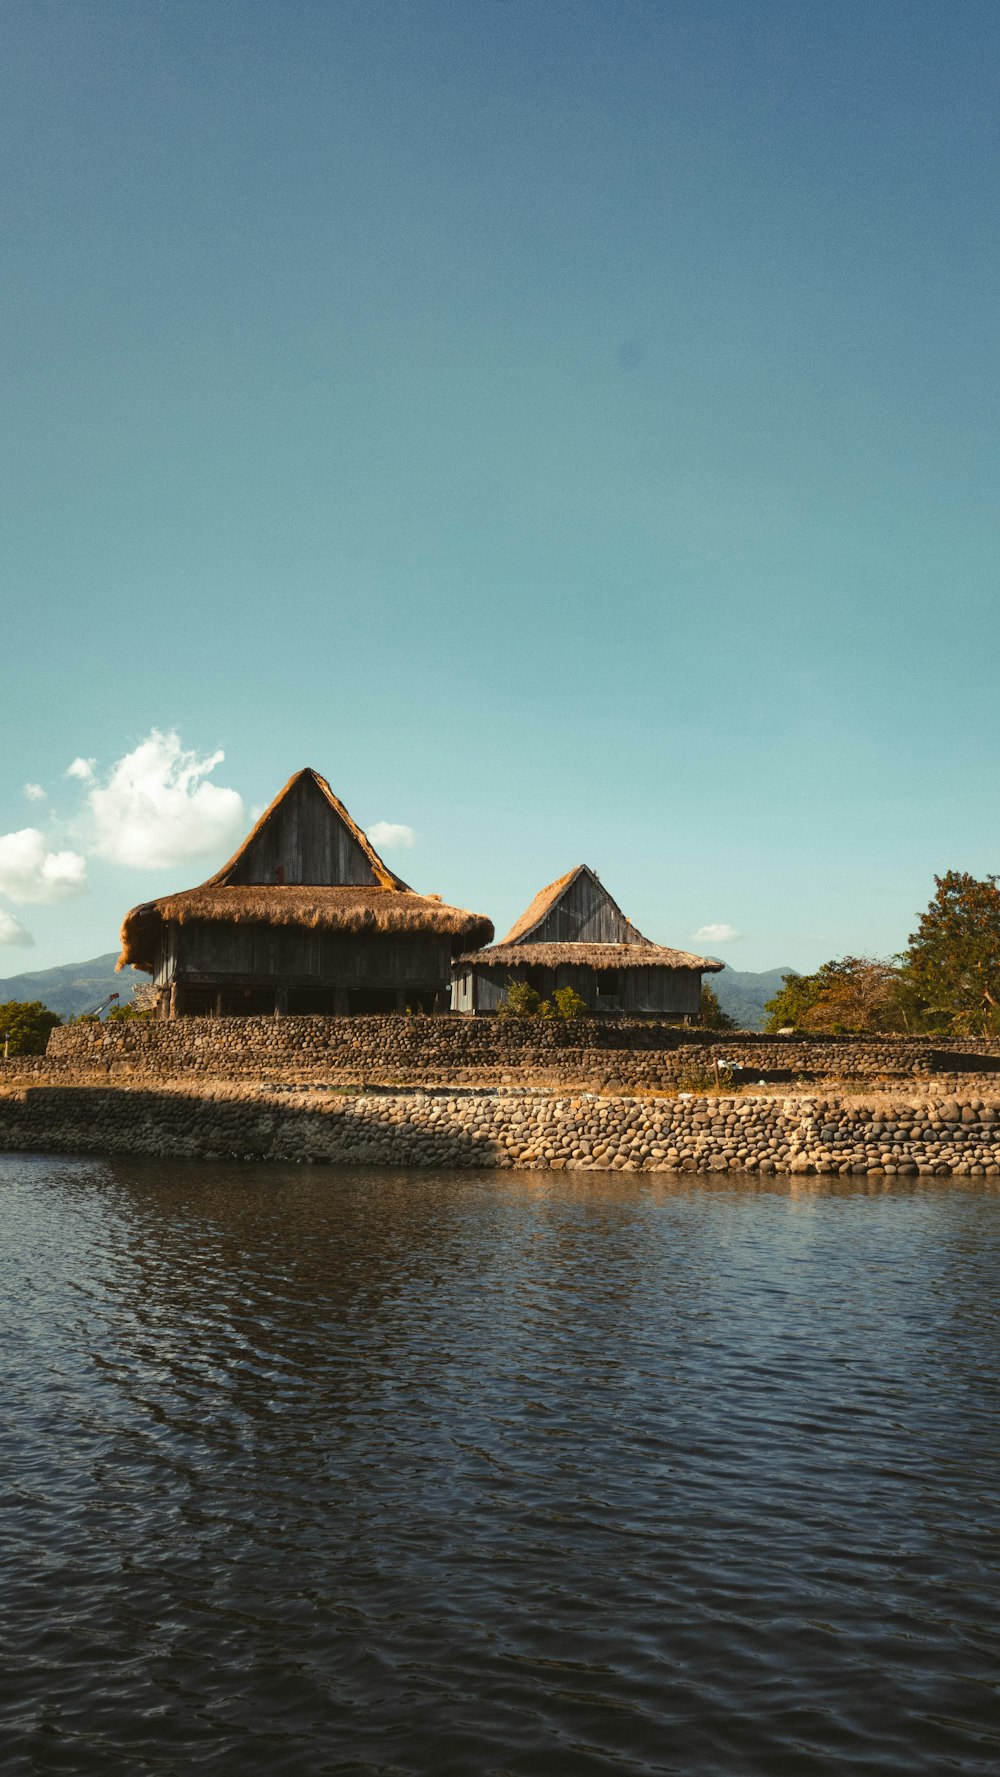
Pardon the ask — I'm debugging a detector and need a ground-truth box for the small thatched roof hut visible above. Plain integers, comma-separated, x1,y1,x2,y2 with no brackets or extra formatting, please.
452,864,719,1018
120,768,493,1017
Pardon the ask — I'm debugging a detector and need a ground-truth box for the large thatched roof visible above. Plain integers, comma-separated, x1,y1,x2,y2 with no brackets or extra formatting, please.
117,767,494,971
120,886,494,972
456,940,722,972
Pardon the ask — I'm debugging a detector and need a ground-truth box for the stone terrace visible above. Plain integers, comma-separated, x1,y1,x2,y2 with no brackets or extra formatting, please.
37,1014,1000,1093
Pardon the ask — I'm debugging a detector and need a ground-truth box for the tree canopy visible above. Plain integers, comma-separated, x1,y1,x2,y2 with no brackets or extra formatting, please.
904,871,1000,1034
764,958,913,1034
762,872,1000,1037
0,1000,62,1056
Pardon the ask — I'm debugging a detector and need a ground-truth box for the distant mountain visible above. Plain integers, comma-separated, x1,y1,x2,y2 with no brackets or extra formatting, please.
709,964,796,1032
0,952,137,1019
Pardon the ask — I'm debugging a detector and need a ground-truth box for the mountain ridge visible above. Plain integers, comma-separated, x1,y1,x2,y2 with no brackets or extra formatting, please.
708,964,795,1032
0,953,133,1019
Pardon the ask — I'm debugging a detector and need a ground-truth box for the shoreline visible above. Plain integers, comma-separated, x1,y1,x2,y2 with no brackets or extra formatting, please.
3,1077,1000,1176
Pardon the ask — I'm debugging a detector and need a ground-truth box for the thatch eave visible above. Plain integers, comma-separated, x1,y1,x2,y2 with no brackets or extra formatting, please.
118,886,495,973
455,941,722,972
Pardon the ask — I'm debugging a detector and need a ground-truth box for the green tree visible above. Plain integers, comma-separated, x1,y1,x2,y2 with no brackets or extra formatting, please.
904,871,1000,1035
700,984,736,1030
0,1000,62,1057
763,971,823,1031
764,958,912,1033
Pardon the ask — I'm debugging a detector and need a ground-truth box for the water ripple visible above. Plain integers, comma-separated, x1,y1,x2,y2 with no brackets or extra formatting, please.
1,1155,999,1773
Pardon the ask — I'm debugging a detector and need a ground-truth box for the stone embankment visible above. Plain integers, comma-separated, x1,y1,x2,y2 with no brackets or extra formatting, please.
42,1014,1000,1091
2,1081,1000,1176
5,1017,1000,1174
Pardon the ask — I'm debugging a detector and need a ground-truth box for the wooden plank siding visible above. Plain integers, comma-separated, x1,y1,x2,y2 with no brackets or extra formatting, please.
528,871,646,945
172,920,449,987
175,769,440,1002
225,773,379,887
457,960,702,1018
167,923,453,1015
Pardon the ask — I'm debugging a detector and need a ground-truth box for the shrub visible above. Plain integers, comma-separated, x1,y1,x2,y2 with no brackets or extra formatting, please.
499,981,589,1019
551,985,588,1019
497,980,542,1018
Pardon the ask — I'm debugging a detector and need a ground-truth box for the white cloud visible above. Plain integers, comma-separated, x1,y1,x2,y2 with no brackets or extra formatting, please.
0,829,87,904
692,923,741,945
22,783,47,802
84,730,245,869
367,820,416,851
0,907,33,947
66,757,96,782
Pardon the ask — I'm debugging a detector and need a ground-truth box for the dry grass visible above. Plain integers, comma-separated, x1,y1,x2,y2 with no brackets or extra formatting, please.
118,885,494,971
806,1074,1000,1113
457,940,720,969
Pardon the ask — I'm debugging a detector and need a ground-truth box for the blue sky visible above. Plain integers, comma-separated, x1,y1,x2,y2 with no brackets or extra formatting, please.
1,0,997,976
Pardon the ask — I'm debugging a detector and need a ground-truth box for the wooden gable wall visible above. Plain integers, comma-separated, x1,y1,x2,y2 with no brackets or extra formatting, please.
226,774,379,887
527,869,648,946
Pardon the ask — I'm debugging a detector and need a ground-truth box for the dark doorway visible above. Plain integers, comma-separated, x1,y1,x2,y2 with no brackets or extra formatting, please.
347,988,399,1014
595,970,621,1008
179,987,216,1017
405,990,439,1014
288,987,340,1015
221,987,275,1016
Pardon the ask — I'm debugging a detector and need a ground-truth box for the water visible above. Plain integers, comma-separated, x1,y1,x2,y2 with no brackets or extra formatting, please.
2,1155,999,1776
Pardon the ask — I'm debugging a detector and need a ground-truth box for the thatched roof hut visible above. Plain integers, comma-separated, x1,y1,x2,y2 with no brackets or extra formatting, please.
120,768,493,1016
452,864,719,1017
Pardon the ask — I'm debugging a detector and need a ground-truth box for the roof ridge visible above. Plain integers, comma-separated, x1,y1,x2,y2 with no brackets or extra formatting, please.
202,767,409,892
499,864,587,944
499,864,654,947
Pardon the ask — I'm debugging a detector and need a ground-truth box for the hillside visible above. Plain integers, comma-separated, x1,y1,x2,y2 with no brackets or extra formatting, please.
0,953,136,1019
710,964,795,1032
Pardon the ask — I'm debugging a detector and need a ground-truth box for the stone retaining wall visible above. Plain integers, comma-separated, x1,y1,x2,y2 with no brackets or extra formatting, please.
3,1082,1000,1176
42,1015,1000,1090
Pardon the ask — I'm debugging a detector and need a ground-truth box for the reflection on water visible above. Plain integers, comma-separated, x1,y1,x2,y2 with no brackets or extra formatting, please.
2,1156,999,1775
